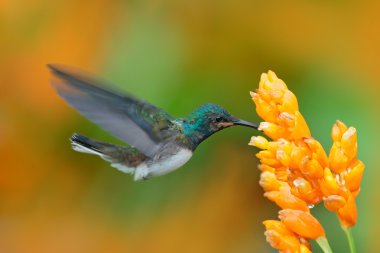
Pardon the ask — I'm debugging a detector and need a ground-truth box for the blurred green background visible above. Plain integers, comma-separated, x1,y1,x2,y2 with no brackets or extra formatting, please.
1,1,379,252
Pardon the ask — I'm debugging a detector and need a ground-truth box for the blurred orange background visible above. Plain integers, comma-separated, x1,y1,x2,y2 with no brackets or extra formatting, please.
1,1,379,252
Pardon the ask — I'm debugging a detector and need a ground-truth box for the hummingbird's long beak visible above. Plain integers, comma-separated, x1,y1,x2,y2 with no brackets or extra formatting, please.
231,118,258,129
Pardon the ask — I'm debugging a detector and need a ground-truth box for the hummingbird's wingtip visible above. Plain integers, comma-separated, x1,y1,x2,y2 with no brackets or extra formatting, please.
47,63,58,71
47,64,66,77
47,63,67,73
47,64,85,81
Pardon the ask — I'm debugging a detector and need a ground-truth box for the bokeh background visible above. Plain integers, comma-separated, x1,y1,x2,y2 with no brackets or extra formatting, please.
1,1,379,252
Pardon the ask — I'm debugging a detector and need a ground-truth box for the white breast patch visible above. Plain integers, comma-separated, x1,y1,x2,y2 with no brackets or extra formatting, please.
134,149,193,180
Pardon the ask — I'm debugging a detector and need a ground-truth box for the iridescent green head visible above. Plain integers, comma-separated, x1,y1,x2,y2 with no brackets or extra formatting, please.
179,103,257,150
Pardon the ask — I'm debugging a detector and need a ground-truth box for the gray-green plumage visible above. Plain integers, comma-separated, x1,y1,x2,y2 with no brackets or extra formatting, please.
49,64,257,180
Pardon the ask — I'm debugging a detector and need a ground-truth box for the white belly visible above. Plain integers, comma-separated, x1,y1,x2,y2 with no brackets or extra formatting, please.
112,148,193,181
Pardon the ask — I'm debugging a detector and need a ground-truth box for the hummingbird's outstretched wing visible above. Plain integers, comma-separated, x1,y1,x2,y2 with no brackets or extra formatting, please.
49,64,174,158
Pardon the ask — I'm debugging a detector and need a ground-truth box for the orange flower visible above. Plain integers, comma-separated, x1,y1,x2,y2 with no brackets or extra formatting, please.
259,171,286,192
263,220,302,253
319,168,339,196
251,71,310,142
250,135,325,207
337,193,357,227
325,121,364,227
278,209,325,239
263,212,317,253
323,195,346,212
264,185,309,212
251,71,364,252
344,160,364,192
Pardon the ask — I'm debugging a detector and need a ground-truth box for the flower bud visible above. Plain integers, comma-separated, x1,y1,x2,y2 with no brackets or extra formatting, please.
292,111,311,140
331,120,348,142
329,142,348,173
338,193,357,227
278,90,299,114
319,168,339,196
344,160,364,191
323,195,346,212
251,92,278,123
249,136,269,149
300,157,324,179
264,186,309,211
260,171,285,192
341,127,357,161
259,122,288,140
279,209,325,239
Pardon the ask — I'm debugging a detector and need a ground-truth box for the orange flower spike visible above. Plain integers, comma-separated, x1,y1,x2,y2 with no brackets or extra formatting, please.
292,111,311,140
264,185,309,211
344,160,365,192
338,193,358,227
259,122,289,140
260,171,286,192
279,209,325,239
263,220,301,253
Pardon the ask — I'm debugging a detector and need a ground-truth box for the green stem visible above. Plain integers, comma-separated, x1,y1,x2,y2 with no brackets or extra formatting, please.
342,226,356,253
316,237,333,253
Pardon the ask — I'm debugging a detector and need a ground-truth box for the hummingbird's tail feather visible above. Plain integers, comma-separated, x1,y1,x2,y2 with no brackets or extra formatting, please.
71,134,105,156
70,134,148,174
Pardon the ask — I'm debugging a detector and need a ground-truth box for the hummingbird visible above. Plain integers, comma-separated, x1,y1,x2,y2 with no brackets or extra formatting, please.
49,64,258,180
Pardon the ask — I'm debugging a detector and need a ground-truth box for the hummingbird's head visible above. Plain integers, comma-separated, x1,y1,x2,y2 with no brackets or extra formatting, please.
182,103,257,149
199,103,257,130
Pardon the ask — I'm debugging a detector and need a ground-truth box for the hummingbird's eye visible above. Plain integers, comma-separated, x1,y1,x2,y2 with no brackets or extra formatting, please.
215,116,223,122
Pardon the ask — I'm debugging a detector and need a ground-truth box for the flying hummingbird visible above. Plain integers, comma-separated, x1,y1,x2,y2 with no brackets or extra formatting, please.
49,64,258,180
